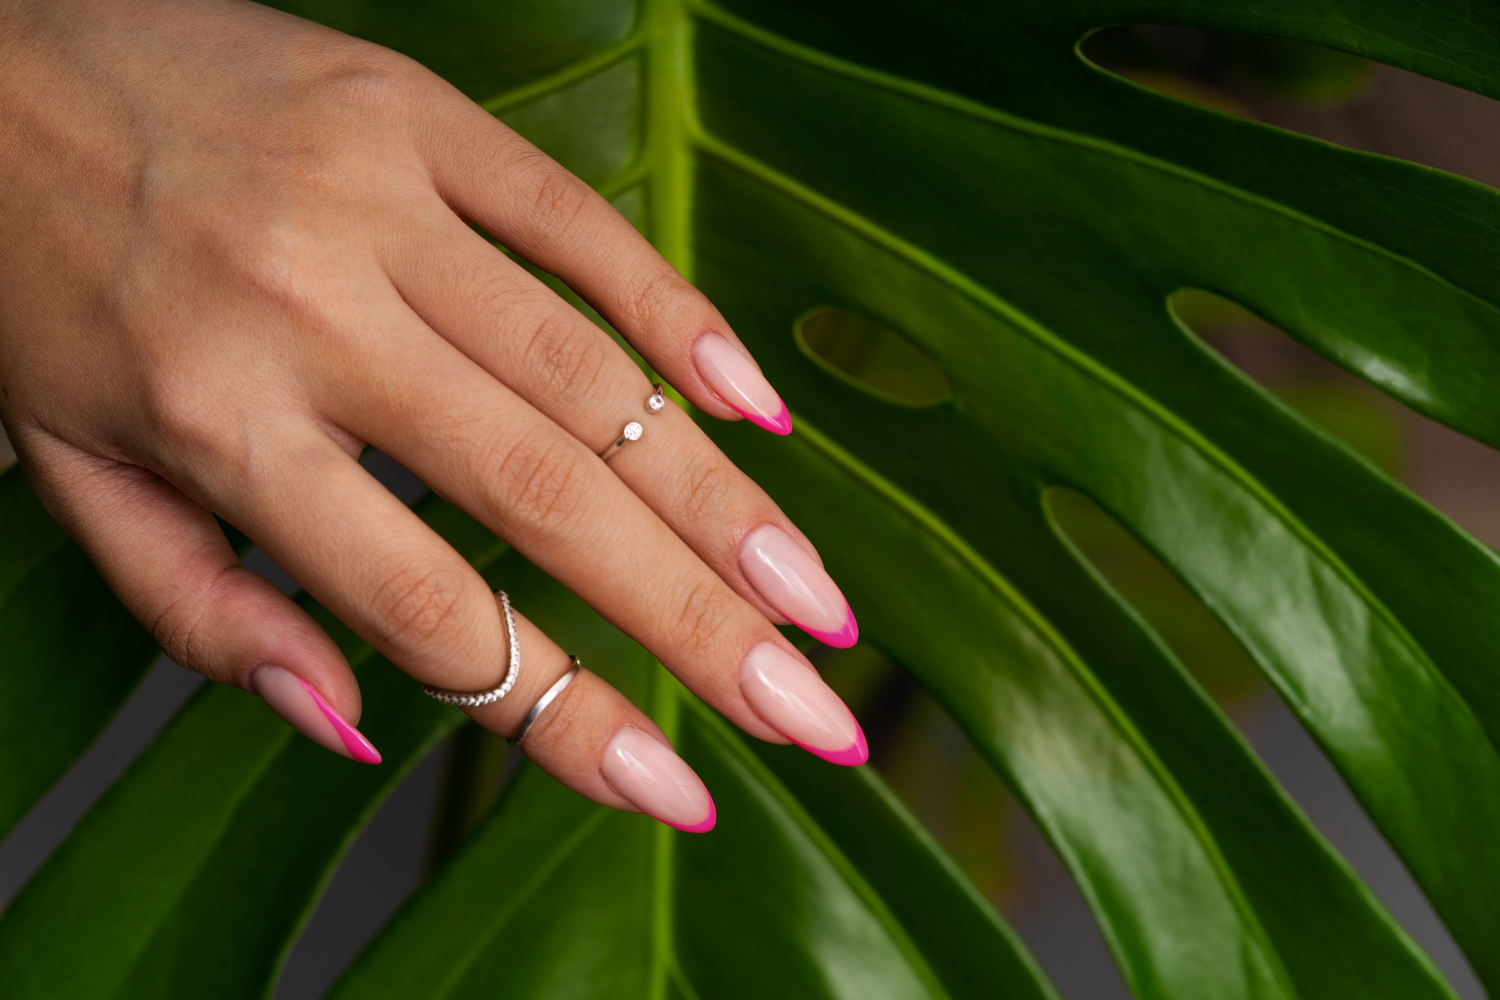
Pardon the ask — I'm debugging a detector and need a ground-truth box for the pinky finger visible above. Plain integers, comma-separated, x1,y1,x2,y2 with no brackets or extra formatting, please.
19,433,380,763
462,597,716,833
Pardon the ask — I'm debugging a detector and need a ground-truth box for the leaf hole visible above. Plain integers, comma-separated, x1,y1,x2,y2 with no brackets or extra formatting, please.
794,307,952,407
1082,26,1371,109
1170,288,1500,553
1171,288,1409,478
1078,25,1500,189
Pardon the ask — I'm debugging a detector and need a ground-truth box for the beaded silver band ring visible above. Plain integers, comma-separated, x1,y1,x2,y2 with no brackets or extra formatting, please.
420,590,521,707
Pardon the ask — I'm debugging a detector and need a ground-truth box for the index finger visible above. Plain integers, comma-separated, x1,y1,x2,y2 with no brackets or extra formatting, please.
415,91,792,435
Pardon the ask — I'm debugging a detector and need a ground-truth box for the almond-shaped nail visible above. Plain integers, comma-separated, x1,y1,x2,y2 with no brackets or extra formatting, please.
693,332,793,436
600,726,716,832
250,664,381,764
741,642,867,765
739,524,858,648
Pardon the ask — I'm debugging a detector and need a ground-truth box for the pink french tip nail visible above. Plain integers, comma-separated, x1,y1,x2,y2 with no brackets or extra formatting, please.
740,642,867,766
739,524,859,648
693,332,792,436
601,726,716,833
723,397,794,436
795,723,868,767
665,796,718,834
796,605,860,649
251,664,382,764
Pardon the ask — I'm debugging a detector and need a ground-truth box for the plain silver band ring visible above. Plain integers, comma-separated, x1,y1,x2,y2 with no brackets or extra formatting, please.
508,656,581,747
420,590,521,707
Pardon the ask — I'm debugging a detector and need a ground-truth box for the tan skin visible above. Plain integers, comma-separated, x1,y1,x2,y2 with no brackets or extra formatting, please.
0,0,849,815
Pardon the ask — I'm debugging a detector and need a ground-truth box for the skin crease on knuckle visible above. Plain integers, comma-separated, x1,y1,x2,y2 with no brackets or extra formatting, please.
664,577,739,669
519,309,611,410
367,561,484,668
487,431,590,541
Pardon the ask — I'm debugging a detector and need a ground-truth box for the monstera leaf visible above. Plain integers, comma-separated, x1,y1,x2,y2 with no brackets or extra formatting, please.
3,0,1499,997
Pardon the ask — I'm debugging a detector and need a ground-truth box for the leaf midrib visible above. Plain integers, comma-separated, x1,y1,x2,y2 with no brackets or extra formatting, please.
459,5,1495,994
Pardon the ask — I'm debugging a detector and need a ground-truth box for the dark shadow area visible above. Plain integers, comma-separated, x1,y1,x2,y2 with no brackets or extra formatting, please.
1082,24,1500,191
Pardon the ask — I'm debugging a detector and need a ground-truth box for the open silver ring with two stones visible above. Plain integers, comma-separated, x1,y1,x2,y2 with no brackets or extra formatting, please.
598,383,666,462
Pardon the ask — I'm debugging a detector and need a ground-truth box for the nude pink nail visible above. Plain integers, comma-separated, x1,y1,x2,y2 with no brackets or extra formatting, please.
600,726,716,832
741,642,867,765
250,664,382,764
739,524,859,648
692,333,793,436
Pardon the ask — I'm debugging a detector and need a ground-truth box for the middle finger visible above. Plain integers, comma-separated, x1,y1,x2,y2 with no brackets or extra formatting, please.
384,207,859,649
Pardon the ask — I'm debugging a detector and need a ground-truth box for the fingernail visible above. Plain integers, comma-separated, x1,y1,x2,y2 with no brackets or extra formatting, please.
741,642,867,765
693,332,793,436
250,664,382,764
601,726,716,833
739,524,859,648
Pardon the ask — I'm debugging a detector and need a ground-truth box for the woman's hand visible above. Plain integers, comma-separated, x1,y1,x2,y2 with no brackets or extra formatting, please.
0,0,865,831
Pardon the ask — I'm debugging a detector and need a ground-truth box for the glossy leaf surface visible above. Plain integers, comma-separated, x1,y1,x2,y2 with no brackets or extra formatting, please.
332,656,1053,1000
3,0,1499,998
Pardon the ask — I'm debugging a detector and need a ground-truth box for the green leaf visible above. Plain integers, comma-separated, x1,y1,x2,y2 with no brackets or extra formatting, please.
0,466,157,837
670,7,1500,992
10,0,1500,997
331,676,1054,1000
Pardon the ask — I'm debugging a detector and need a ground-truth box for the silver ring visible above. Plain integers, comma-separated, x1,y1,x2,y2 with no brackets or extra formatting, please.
598,384,666,462
421,590,520,706
508,656,581,747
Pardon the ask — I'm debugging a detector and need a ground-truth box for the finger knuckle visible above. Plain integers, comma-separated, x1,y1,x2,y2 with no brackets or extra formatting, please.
142,366,236,457
664,578,734,659
152,595,214,668
521,311,607,405
197,212,323,317
528,167,592,241
315,58,410,115
489,432,585,535
371,563,470,654
623,266,688,330
459,257,529,317
148,566,237,673
677,459,735,526
524,681,586,747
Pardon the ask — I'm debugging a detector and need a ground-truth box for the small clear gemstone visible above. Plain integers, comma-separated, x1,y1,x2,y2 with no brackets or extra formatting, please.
647,393,666,412
622,421,643,441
